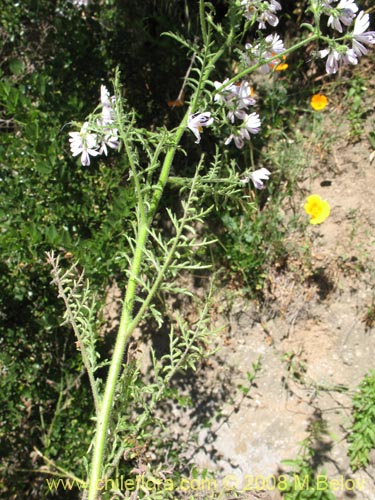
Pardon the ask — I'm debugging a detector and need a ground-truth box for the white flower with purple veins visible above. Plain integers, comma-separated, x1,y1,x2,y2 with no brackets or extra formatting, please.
243,112,261,135
327,0,358,33
187,112,214,144
69,122,99,166
319,48,341,74
352,11,375,57
249,167,271,189
213,79,238,104
99,130,120,156
225,112,261,149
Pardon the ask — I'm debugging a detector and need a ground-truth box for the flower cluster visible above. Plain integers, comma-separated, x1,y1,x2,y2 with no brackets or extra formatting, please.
187,106,267,190
320,4,375,74
69,85,120,166
214,79,261,149
69,0,89,6
245,33,287,74
185,3,288,192
187,79,266,188
241,0,282,29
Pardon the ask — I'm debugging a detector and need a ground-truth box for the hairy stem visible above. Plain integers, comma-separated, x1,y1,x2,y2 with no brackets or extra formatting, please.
86,112,188,500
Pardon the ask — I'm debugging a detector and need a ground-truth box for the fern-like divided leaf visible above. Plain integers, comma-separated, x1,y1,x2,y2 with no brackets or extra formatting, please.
46,251,102,414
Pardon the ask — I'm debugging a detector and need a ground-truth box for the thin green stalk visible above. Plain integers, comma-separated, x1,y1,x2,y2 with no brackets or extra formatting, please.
105,280,215,481
190,23,234,113
123,137,146,225
128,158,205,333
199,0,208,46
87,112,189,500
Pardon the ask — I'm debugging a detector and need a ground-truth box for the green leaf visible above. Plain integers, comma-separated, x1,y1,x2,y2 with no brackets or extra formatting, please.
34,162,53,175
9,58,25,76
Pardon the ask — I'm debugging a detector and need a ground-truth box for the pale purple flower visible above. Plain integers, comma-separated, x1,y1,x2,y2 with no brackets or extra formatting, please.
215,79,256,124
352,11,375,57
265,33,285,54
187,112,214,144
225,112,261,149
236,81,256,109
343,48,358,64
99,130,120,156
327,0,358,33
225,132,245,149
319,44,360,74
249,167,271,189
258,1,282,29
319,48,341,74
245,33,285,73
243,112,261,135
227,109,248,124
100,85,115,125
213,79,238,103
69,122,100,166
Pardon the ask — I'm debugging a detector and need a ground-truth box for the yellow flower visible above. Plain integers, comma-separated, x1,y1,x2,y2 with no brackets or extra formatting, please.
275,56,288,71
304,194,330,225
275,62,288,71
310,94,328,111
269,54,288,71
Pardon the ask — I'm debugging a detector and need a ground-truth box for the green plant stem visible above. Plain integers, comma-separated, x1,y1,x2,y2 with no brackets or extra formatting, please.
199,0,208,46
105,280,215,481
87,112,189,500
128,157,205,333
123,135,146,225
190,16,234,112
